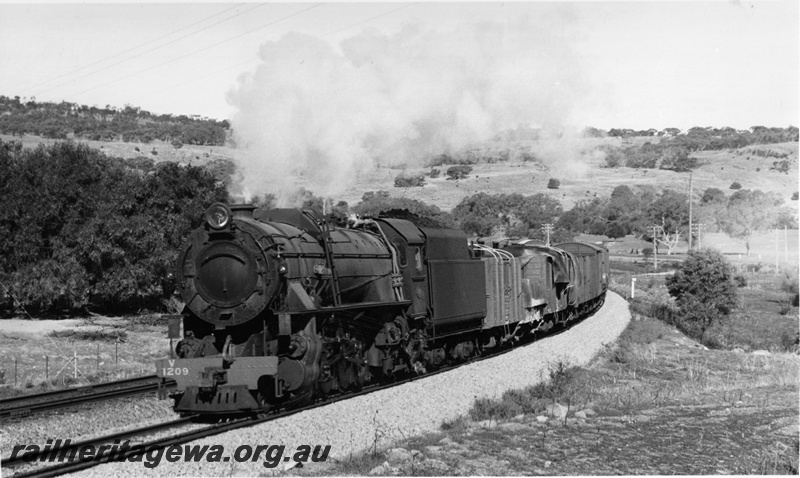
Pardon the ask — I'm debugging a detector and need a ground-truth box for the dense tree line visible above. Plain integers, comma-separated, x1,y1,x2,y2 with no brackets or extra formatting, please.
556,186,691,253
606,125,798,146
354,191,454,228
452,192,568,242
602,125,798,171
0,139,227,314
0,96,228,145
433,125,797,172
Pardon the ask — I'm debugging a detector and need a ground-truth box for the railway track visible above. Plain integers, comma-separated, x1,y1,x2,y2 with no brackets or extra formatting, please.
1,416,197,477
2,302,604,477
0,375,175,420
4,365,462,477
0,298,600,478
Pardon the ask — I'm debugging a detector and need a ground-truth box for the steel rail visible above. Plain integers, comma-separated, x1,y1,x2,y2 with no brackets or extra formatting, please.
0,375,175,420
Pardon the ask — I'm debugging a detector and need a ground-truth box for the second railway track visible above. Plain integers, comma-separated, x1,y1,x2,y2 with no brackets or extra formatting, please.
0,375,175,420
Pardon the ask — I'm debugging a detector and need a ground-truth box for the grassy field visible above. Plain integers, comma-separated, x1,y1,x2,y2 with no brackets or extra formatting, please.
300,292,799,476
607,256,799,352
2,133,797,212
0,315,172,397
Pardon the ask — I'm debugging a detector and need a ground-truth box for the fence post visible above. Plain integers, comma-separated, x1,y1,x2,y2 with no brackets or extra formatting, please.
631,277,637,299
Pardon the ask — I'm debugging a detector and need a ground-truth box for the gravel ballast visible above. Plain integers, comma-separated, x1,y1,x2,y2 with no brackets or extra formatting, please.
83,292,631,477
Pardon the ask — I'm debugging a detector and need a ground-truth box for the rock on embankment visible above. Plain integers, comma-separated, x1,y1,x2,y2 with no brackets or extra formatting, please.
88,292,630,477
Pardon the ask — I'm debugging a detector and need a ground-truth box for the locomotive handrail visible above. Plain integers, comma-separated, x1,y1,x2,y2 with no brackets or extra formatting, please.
371,220,406,302
317,223,343,307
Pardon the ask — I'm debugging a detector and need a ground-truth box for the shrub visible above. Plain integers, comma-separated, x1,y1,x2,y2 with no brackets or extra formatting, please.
792,192,798,201
605,222,627,239
642,247,653,259
744,263,763,273
780,331,799,352
427,153,455,167
393,172,425,188
780,273,799,306
469,397,523,421
730,181,742,190
428,168,440,178
650,303,679,326
770,160,790,174
547,178,560,189
446,165,472,180
49,329,128,342
733,274,747,287
666,250,738,341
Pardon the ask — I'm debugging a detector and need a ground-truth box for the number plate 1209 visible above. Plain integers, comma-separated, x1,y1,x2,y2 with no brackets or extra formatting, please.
162,367,190,376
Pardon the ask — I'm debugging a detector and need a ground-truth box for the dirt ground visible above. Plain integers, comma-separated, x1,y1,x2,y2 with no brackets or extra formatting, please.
295,315,799,476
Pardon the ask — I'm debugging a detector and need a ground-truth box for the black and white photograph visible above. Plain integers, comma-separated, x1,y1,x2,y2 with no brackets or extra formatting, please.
0,1,797,476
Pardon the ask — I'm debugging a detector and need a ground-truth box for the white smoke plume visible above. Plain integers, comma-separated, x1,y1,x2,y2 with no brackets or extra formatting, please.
227,12,589,205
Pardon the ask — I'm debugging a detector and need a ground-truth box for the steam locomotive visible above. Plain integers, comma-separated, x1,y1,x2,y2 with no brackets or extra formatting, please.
156,203,608,415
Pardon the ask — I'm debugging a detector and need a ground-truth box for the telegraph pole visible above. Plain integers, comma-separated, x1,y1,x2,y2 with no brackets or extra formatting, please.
651,225,659,270
691,223,705,249
688,172,693,250
541,223,553,246
785,225,789,262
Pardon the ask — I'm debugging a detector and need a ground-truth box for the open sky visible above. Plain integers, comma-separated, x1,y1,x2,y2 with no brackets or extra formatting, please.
0,1,797,131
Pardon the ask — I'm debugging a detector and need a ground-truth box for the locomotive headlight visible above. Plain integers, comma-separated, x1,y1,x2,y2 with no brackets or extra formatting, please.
205,203,231,230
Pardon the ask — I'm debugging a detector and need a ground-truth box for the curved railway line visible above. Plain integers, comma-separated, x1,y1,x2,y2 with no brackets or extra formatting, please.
2,306,600,478
0,375,175,420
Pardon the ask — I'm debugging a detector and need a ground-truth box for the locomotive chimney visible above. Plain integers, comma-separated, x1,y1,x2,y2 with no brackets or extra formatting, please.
230,204,256,220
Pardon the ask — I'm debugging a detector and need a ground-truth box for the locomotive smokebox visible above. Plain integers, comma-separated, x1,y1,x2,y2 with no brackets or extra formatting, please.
178,205,279,327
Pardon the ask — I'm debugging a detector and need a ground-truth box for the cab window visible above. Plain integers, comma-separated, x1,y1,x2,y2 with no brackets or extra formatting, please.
391,237,407,267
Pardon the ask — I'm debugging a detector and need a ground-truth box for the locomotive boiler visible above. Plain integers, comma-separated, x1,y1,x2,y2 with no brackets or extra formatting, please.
156,203,608,415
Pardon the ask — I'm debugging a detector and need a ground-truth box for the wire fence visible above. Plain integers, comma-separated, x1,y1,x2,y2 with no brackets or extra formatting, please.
1,338,175,390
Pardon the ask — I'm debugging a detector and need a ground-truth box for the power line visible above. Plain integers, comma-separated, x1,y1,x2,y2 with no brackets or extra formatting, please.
321,3,417,38
24,3,253,97
69,4,323,102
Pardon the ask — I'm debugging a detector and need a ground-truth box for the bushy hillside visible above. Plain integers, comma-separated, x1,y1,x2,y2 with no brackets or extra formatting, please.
0,96,228,146
0,139,228,314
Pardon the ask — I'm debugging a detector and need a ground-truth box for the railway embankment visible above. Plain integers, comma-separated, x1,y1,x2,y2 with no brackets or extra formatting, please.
311,297,799,476
84,292,631,477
